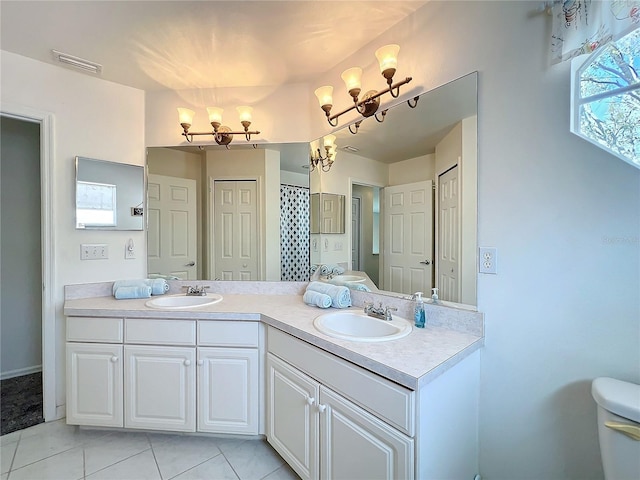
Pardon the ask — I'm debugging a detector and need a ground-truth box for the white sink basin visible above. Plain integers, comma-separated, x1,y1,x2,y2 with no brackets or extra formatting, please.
330,275,366,284
313,311,412,342
145,294,223,310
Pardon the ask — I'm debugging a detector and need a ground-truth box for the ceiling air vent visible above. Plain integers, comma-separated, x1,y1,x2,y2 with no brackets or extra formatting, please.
341,145,359,153
52,50,102,75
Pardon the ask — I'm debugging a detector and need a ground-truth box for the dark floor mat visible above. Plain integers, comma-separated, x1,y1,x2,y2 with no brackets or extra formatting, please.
1,372,44,435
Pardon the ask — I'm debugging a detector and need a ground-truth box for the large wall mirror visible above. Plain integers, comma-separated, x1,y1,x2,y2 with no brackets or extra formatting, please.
145,71,478,307
75,156,145,231
310,72,478,307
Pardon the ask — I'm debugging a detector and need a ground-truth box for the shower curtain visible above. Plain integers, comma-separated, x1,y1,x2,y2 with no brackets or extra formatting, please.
280,184,310,281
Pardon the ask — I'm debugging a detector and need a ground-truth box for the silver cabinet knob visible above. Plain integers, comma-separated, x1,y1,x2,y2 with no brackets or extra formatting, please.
110,356,118,363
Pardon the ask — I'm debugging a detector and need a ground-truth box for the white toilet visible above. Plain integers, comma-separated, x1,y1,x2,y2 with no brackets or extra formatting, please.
591,377,640,480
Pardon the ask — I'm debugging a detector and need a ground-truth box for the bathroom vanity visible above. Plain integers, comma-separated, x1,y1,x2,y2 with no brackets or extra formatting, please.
64,281,484,480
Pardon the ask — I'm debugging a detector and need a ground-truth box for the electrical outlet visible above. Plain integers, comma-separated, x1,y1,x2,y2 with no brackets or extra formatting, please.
81,244,108,260
334,241,342,251
125,239,135,259
479,247,497,274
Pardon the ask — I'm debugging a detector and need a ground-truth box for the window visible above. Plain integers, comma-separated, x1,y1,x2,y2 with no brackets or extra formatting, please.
571,28,640,169
76,181,117,228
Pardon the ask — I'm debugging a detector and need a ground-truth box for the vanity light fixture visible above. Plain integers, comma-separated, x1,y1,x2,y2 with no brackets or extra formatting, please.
177,106,260,147
314,44,418,130
310,134,337,172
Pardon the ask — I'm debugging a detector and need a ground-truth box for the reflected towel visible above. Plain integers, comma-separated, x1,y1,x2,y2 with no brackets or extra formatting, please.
114,286,152,300
112,279,169,296
303,290,332,308
349,283,371,292
306,281,351,308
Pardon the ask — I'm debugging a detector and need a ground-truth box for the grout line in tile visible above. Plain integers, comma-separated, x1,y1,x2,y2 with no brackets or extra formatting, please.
219,451,241,480
164,451,227,480
148,434,164,480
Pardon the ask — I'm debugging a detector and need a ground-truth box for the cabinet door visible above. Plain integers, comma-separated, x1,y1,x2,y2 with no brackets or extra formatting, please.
66,343,123,427
320,386,414,480
266,353,319,480
124,345,196,432
197,347,259,434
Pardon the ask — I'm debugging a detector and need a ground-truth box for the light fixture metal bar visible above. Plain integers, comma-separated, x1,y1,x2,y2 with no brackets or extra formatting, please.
327,76,412,123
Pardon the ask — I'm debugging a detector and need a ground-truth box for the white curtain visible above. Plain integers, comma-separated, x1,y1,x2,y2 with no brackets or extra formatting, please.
550,0,640,64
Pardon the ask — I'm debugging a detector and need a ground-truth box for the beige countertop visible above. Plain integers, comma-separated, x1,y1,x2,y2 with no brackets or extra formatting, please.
64,289,483,391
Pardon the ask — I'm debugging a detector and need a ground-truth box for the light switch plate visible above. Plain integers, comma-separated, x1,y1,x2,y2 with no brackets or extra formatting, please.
81,244,108,260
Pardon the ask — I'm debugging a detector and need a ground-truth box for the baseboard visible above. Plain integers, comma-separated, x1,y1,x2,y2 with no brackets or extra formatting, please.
0,365,43,381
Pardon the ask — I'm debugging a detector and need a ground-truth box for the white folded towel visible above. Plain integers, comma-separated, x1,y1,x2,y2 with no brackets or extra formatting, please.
303,290,332,308
306,281,351,308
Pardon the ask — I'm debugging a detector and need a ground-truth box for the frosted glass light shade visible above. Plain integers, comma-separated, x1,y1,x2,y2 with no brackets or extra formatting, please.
206,107,224,124
236,106,253,123
177,108,195,125
341,67,363,94
323,134,336,149
315,85,334,107
375,44,400,74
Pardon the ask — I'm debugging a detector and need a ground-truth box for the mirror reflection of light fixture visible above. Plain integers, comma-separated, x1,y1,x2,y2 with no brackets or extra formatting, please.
314,44,418,130
177,106,260,148
310,134,337,172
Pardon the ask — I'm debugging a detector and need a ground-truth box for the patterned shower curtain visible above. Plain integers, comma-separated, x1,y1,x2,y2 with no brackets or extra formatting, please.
280,185,310,281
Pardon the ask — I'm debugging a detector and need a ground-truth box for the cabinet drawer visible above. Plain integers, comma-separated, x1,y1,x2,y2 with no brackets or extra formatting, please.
125,319,196,346
267,327,415,436
67,317,123,343
198,321,259,347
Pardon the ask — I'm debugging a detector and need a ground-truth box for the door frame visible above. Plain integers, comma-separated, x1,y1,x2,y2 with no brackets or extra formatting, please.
1,103,57,421
349,177,384,276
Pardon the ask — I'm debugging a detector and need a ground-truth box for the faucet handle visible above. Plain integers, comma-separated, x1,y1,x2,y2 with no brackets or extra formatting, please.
384,306,398,321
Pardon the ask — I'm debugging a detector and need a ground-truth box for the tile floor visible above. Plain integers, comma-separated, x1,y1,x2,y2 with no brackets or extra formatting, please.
1,419,299,480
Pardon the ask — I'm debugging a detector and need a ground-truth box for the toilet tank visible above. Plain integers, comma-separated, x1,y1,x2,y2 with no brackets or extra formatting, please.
592,377,640,480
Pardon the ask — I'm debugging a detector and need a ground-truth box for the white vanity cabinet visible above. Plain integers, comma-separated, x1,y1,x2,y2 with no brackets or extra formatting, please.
66,316,261,436
197,321,260,435
66,317,124,427
266,328,415,480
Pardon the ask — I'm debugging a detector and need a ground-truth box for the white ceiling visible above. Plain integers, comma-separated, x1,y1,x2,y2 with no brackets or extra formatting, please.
1,1,477,174
0,1,426,92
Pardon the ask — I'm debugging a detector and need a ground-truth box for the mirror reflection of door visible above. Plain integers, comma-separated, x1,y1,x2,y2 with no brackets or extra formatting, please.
437,165,460,302
147,174,197,280
383,181,433,295
212,180,259,280
351,196,361,271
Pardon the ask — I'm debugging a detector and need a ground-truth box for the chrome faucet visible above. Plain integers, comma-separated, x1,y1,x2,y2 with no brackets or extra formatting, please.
183,285,210,296
364,302,397,321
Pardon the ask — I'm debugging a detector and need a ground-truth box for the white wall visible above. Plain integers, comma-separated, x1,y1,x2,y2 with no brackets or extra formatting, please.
309,2,639,478
2,2,638,477
1,50,146,412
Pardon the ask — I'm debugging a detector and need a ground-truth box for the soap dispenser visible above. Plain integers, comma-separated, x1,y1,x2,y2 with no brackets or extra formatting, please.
413,292,425,328
431,287,439,304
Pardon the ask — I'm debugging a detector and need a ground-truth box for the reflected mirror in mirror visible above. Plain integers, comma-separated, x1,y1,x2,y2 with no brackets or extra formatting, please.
310,193,346,234
75,157,144,231
311,72,478,307
146,144,310,281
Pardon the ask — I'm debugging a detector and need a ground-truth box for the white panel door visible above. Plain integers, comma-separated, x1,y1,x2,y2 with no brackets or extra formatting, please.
197,347,259,435
383,181,433,295
319,386,414,480
66,343,123,427
124,345,196,432
437,166,460,302
266,353,319,480
147,174,197,280
213,180,259,280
